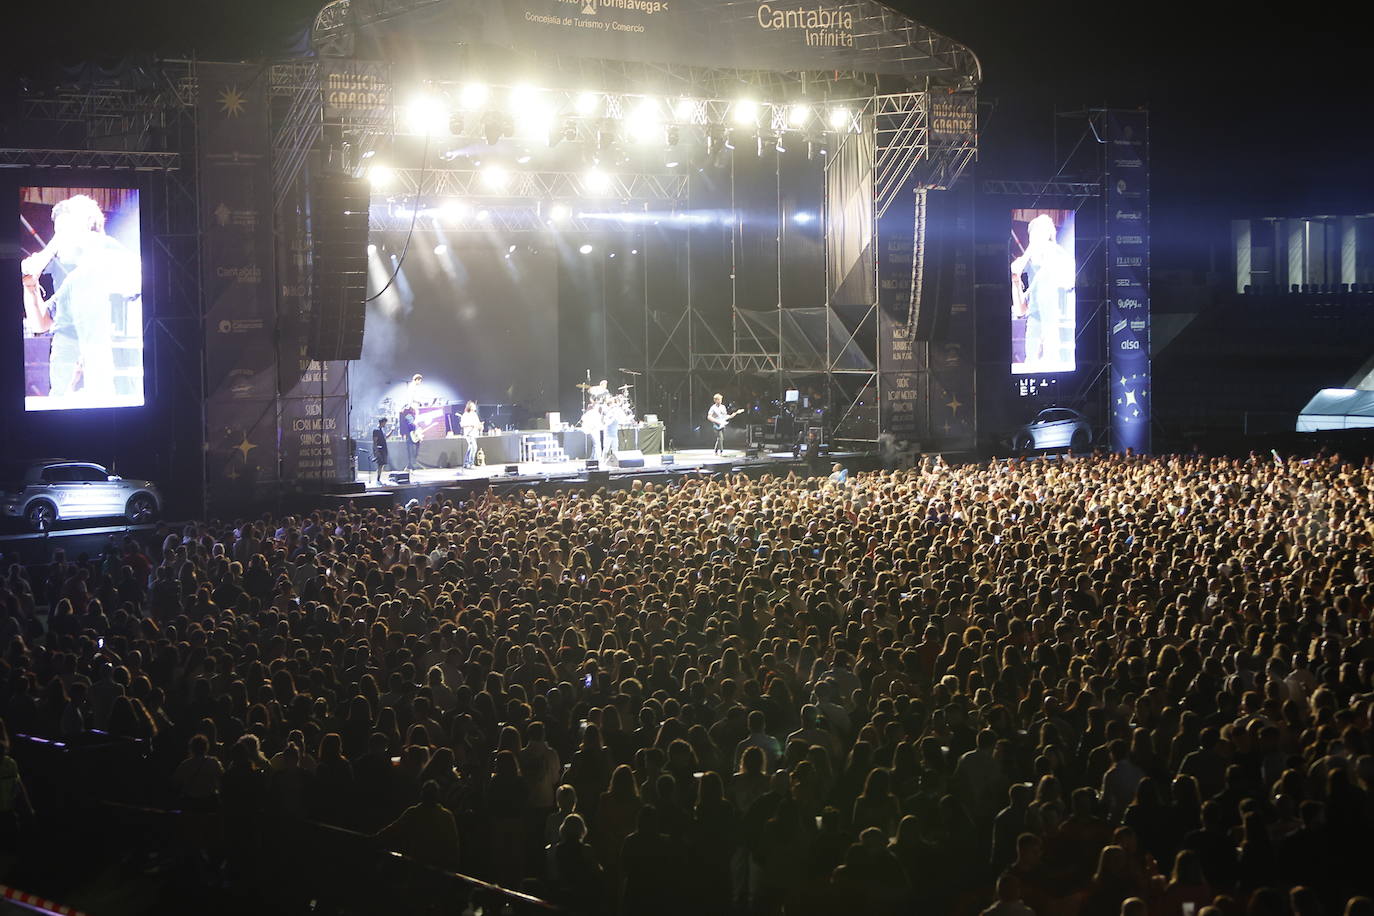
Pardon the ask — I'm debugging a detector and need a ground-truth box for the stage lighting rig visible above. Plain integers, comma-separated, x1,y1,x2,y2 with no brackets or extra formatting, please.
368,164,394,188
459,82,489,110
575,91,601,116
732,98,760,126
828,106,851,131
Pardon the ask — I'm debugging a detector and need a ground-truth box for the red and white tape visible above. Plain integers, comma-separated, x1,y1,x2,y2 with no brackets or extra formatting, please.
0,884,89,916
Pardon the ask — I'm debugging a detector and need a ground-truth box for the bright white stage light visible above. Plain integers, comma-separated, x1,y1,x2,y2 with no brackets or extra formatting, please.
674,97,697,122
792,212,815,225
459,83,489,110
575,92,601,116
406,94,449,136
516,151,533,164
509,85,539,115
549,203,571,222
367,165,394,188
476,208,491,220
367,243,378,255
579,244,594,254
828,106,851,130
440,201,469,224
788,104,811,128
508,244,517,253
434,244,448,255
625,98,661,144
482,164,509,189
631,248,639,255
732,99,759,125
583,168,612,194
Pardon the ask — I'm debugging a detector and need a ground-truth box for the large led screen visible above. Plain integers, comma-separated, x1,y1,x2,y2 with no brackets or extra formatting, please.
1010,208,1076,375
19,187,143,410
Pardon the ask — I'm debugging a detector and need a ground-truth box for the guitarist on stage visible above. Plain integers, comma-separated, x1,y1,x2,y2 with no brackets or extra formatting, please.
707,393,743,455
398,405,420,471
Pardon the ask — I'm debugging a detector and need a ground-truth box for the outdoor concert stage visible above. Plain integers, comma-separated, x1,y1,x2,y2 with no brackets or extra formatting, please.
344,447,870,506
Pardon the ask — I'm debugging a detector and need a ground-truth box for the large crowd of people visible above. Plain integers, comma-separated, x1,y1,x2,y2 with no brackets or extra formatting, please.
3,451,1374,916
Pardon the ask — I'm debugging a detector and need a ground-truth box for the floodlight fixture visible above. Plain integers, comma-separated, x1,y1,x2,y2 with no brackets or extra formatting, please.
732,99,760,126
459,83,489,110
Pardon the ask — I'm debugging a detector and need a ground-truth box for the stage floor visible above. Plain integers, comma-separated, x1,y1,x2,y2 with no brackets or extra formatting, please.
358,448,825,491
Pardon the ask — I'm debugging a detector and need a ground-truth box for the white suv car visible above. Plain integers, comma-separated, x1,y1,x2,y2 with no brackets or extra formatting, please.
0,460,160,531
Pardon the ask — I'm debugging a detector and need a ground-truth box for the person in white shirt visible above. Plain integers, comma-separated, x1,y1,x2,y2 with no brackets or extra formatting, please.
706,393,731,455
459,401,482,469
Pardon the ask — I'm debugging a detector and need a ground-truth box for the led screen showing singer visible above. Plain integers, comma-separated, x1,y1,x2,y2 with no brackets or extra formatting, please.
1010,208,1076,375
19,187,144,411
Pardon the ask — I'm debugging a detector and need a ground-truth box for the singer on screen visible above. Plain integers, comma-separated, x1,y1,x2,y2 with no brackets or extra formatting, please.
21,194,141,401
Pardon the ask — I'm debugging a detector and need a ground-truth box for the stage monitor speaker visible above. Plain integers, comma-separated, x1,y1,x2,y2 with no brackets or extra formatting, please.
585,459,599,471
505,464,520,476
389,471,411,485
661,454,675,465
310,176,370,361
616,449,645,468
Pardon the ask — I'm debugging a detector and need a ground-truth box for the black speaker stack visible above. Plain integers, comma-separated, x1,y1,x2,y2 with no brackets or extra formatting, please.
309,177,370,361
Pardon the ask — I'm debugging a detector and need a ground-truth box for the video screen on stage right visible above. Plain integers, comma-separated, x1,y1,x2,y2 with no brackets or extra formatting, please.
1010,208,1076,375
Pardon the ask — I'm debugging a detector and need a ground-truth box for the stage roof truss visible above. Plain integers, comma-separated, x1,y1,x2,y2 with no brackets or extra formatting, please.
0,148,182,171
379,166,687,203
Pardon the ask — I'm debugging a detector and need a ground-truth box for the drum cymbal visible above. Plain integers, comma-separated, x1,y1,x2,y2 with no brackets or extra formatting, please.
618,384,634,390
575,382,593,389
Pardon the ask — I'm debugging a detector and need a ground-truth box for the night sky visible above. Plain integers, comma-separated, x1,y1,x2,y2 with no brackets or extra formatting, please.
7,0,1366,272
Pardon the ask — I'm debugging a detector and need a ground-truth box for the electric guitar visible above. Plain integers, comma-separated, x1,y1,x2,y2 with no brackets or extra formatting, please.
711,408,745,431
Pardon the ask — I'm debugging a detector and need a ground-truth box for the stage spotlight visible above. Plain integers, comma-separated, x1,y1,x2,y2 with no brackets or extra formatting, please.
516,150,533,164
434,243,448,255
579,243,594,255
724,130,736,150
367,243,378,255
477,208,491,220
459,82,489,110
664,154,681,168
828,106,850,130
367,164,394,188
631,248,639,255
788,104,811,128
549,203,571,222
626,97,660,144
439,201,468,224
775,134,787,154
732,99,759,126
674,97,697,122
583,167,612,195
575,91,600,116
792,212,814,225
406,93,450,136
481,164,509,189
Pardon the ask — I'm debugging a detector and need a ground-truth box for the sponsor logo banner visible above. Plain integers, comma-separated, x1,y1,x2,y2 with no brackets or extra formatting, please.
1103,110,1150,453
383,1,964,79
199,63,279,493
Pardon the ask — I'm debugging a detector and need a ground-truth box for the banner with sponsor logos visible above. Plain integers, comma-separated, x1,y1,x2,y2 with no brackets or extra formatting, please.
1103,110,1150,453
279,397,350,484
352,0,977,83
198,62,280,499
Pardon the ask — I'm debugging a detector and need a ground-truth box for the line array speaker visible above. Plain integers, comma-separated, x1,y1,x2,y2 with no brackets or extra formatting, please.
309,177,370,361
